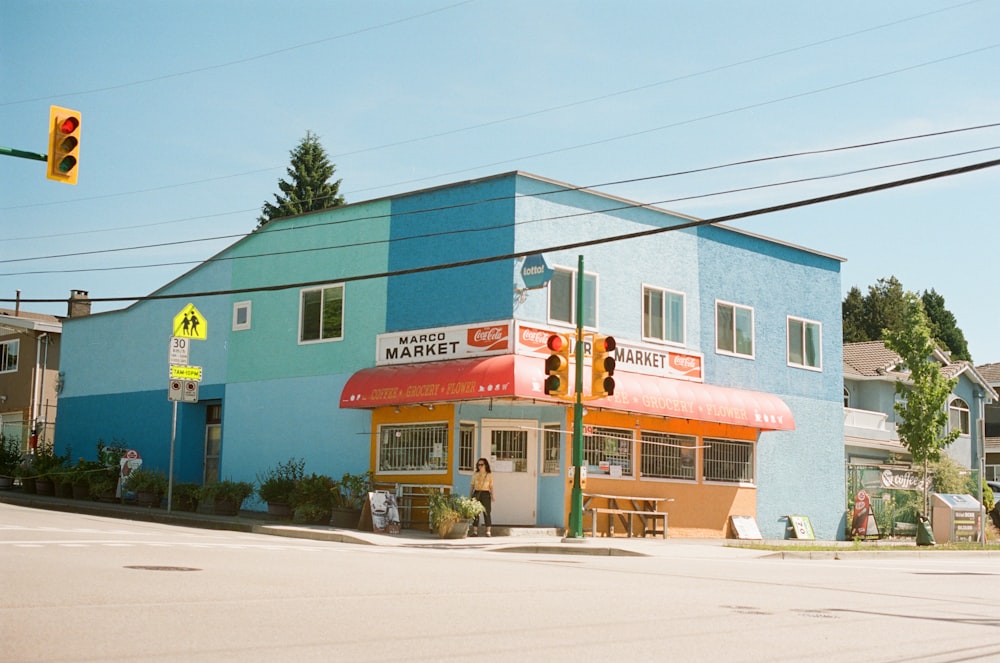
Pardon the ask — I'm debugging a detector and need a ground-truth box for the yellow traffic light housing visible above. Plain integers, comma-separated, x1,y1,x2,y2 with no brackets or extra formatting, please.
544,333,572,398
591,335,617,397
47,105,81,184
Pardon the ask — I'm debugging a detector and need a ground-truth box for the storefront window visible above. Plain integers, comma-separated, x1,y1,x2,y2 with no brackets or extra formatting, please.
583,426,633,476
542,424,560,474
458,423,475,472
640,432,696,480
703,438,754,484
378,423,448,472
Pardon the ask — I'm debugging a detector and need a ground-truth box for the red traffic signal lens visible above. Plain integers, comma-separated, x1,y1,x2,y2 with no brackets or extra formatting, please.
546,334,565,352
599,336,617,352
59,116,80,134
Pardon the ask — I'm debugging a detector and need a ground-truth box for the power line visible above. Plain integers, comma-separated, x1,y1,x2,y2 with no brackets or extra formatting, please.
4,143,998,275
2,2,988,212
0,1,478,107
5,121,998,248
5,156,998,306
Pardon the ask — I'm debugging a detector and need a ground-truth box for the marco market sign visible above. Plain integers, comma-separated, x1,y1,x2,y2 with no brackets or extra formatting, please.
376,320,704,382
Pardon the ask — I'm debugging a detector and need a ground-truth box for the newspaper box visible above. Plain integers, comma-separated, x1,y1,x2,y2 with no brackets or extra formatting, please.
931,493,981,543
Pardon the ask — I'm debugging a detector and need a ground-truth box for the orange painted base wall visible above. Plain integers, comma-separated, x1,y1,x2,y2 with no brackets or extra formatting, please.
567,409,760,539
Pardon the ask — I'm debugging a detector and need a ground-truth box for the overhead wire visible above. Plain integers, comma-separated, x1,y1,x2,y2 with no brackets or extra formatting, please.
5,120,999,247
4,156,999,305
1,1,988,212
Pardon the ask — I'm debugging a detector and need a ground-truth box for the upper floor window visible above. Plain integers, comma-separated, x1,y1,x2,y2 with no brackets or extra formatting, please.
299,284,344,344
715,301,754,358
549,268,597,328
232,301,252,331
0,339,18,373
949,398,970,435
787,316,821,370
643,286,684,345
843,386,850,408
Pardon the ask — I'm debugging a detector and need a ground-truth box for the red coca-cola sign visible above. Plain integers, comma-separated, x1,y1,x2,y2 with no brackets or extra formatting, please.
467,325,509,351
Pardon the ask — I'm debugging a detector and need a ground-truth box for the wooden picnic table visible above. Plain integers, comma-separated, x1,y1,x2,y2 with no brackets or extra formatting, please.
582,492,673,538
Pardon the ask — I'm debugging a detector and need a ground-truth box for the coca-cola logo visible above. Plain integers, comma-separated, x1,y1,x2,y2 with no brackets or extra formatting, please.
670,355,698,369
468,326,508,350
520,328,550,347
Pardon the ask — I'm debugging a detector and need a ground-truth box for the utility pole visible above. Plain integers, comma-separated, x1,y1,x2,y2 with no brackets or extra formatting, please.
566,255,587,539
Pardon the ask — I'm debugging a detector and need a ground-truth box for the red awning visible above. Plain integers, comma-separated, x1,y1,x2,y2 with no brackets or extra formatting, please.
340,354,794,431
340,355,532,408
592,372,795,431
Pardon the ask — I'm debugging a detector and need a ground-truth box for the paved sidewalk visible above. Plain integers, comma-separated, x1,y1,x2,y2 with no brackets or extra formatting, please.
0,488,738,558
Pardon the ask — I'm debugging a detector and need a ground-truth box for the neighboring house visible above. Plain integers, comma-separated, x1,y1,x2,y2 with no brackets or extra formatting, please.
975,362,1000,481
55,171,847,539
844,340,995,471
0,290,91,450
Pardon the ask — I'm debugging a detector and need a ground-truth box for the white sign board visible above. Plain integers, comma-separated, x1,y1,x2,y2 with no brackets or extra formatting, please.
169,336,190,366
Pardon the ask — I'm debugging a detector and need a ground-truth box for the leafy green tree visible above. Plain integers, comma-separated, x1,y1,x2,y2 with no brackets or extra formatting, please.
921,289,971,362
257,131,345,229
884,291,959,513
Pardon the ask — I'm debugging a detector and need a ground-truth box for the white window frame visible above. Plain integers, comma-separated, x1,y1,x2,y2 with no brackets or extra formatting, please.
642,285,685,346
548,266,598,329
0,339,18,373
786,315,822,371
949,398,970,436
232,301,252,331
298,283,344,345
715,300,754,359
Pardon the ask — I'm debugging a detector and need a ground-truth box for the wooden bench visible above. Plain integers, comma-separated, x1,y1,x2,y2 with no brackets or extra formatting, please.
587,507,667,539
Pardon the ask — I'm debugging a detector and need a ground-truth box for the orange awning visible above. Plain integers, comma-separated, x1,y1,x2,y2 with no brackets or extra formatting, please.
340,354,794,431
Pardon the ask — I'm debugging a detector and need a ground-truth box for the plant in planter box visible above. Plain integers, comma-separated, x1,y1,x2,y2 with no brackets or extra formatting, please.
69,460,103,499
123,468,168,507
256,457,305,518
428,492,484,538
171,482,200,512
290,473,337,524
0,435,22,489
30,447,69,496
328,470,374,528
200,479,254,516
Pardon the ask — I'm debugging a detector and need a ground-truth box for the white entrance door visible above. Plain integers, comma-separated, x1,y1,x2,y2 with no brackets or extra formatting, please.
482,419,537,526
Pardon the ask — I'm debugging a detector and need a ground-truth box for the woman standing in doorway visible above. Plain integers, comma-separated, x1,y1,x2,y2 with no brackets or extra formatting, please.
470,457,494,537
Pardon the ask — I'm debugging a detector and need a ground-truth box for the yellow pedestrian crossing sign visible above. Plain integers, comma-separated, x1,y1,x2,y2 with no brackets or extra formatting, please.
173,304,207,340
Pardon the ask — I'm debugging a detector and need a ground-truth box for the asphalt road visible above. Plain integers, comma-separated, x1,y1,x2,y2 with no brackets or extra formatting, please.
3,502,999,662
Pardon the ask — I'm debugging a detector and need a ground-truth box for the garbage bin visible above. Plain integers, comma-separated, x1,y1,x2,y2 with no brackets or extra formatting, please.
930,493,981,543
916,514,935,546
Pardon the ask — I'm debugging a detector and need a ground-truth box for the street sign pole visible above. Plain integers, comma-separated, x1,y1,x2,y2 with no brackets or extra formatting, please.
567,255,586,539
167,400,178,513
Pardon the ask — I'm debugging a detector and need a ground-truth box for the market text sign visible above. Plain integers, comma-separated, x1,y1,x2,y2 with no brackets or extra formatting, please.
376,321,511,366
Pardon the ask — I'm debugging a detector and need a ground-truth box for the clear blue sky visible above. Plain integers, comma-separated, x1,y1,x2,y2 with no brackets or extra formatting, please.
3,1,999,361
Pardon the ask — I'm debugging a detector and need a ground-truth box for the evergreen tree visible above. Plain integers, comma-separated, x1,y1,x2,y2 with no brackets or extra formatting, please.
257,131,345,229
841,286,868,343
862,276,906,340
921,289,972,362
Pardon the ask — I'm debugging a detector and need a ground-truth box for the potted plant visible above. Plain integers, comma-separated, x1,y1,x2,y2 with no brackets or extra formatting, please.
330,471,374,528
0,435,21,490
31,447,69,496
68,459,102,499
123,468,167,507
256,457,305,519
200,479,254,516
428,492,484,539
290,473,337,524
171,482,200,512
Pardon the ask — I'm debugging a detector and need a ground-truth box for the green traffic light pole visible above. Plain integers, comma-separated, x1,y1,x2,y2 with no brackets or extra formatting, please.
566,254,587,540
0,146,47,162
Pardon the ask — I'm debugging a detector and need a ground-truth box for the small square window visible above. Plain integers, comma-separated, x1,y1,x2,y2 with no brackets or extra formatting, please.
232,301,252,331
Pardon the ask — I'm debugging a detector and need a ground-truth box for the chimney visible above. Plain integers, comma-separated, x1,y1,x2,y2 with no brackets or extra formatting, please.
68,290,92,318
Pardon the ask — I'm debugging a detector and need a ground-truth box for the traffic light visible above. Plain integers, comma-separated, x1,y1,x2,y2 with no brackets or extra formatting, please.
46,105,81,184
591,335,617,397
544,333,572,397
